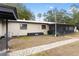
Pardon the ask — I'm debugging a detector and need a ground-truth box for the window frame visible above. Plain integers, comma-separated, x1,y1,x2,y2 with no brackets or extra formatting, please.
42,25,46,29
20,23,27,30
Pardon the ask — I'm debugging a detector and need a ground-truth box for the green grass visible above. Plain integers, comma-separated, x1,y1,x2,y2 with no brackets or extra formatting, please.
62,32,79,38
69,42,79,46
15,36,31,40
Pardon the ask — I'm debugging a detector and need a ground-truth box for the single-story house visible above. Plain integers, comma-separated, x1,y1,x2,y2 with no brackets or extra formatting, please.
0,4,77,38
0,19,76,38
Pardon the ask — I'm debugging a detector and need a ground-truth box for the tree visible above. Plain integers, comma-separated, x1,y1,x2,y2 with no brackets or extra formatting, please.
37,13,42,19
69,4,79,25
17,6,34,20
43,10,55,22
42,4,79,25
3,3,35,20
43,8,67,23
43,13,47,21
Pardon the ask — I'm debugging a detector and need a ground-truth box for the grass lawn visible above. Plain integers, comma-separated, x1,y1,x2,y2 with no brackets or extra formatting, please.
14,36,31,40
32,41,79,56
8,32,79,52
64,32,79,38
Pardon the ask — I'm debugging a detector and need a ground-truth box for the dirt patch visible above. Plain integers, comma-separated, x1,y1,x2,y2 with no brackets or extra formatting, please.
8,35,69,52
32,41,79,56
8,32,79,52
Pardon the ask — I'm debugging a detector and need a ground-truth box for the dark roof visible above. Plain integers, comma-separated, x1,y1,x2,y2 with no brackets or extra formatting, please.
0,4,18,20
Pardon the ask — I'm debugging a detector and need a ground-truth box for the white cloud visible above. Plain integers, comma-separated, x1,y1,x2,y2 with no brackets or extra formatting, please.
49,6,54,9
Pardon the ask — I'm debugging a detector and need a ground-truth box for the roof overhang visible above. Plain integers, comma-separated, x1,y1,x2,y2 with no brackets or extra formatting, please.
0,4,17,20
8,20,75,26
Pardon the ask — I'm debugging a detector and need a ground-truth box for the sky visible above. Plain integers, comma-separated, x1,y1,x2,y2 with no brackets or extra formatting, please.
24,3,79,21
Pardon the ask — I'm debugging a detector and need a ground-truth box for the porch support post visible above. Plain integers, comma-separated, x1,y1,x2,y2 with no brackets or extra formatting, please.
55,11,57,37
55,22,57,37
5,19,8,50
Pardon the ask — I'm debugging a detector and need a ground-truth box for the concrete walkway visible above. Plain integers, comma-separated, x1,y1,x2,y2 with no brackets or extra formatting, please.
8,38,79,56
0,50,7,56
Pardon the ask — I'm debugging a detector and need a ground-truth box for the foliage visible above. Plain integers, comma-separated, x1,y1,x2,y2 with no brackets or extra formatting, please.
42,4,79,25
43,8,68,23
37,13,42,20
3,3,35,20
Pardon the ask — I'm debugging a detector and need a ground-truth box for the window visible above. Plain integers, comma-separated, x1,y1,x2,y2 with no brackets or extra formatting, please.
66,27,69,30
69,27,74,30
42,25,46,29
20,23,27,30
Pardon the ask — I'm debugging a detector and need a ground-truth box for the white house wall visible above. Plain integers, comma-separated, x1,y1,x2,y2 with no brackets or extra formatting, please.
8,22,27,36
7,22,49,37
27,23,49,35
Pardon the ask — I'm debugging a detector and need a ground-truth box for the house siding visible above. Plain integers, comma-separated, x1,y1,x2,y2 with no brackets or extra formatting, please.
27,23,49,35
0,20,75,37
8,23,27,36
7,22,49,37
